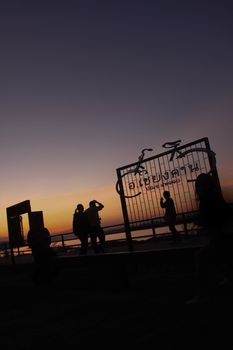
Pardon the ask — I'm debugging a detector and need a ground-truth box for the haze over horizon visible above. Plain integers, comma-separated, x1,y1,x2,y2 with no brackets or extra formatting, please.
0,0,232,239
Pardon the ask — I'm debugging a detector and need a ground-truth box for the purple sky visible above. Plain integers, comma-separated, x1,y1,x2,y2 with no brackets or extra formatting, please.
0,0,233,236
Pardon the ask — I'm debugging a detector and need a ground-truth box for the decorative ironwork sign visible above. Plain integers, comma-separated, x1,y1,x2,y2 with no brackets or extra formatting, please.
116,137,218,225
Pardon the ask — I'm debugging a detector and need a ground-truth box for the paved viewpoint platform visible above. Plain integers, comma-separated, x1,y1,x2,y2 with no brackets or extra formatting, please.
2,232,209,264
1,234,233,349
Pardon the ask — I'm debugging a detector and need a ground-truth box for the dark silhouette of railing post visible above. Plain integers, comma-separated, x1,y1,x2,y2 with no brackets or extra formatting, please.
182,213,188,236
10,245,15,265
4,243,9,258
151,220,156,238
116,169,133,251
61,234,65,249
205,137,223,199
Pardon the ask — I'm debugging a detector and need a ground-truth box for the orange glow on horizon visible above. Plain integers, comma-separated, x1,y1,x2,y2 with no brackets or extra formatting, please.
1,176,232,242
0,183,123,240
222,183,233,204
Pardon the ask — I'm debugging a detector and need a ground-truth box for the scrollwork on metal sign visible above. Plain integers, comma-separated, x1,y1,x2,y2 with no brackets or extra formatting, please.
116,140,217,198
162,140,216,182
162,140,183,161
116,148,153,198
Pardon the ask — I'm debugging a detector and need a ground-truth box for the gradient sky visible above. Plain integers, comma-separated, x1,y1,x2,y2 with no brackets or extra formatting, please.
0,0,233,239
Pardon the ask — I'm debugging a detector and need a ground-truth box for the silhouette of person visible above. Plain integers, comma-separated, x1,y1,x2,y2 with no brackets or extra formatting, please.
160,191,181,243
187,173,233,304
85,200,105,253
73,204,89,255
27,225,57,284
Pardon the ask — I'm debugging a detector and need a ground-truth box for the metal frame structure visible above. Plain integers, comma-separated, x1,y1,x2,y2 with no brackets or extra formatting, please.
6,200,45,264
116,137,221,251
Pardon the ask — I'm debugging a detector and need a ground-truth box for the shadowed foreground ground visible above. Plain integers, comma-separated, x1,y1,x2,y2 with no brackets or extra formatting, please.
1,240,233,349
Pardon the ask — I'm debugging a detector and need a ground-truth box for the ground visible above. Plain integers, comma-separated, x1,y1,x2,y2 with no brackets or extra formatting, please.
1,237,233,349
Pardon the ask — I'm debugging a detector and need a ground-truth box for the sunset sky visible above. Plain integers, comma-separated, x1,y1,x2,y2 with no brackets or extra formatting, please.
0,0,232,239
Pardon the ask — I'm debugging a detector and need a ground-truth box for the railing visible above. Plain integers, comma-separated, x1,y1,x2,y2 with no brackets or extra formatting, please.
53,210,200,249
0,209,202,258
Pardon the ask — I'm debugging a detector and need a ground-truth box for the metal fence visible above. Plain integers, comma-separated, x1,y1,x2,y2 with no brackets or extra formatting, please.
0,209,202,259
116,137,220,249
0,138,224,259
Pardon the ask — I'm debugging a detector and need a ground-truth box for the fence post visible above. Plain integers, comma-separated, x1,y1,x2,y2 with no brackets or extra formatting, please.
116,168,134,251
4,243,9,258
182,213,188,236
151,220,156,238
10,245,16,266
61,234,65,248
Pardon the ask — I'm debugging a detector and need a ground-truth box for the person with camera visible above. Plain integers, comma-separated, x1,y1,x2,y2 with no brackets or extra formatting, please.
85,200,105,253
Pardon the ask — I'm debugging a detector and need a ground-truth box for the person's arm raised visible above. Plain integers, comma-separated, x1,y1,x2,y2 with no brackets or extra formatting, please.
94,200,104,210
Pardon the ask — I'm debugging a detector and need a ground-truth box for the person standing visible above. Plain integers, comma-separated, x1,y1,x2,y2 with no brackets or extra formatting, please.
160,190,181,243
73,204,90,255
27,225,57,284
186,173,233,304
85,200,105,253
